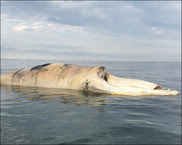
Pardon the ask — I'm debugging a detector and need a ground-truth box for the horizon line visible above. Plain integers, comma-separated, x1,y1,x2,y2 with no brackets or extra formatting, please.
1,58,181,62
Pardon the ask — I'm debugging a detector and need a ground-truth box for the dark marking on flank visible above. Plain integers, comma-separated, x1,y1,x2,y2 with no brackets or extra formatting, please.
12,68,24,84
83,79,89,97
64,64,70,67
60,64,71,74
30,63,51,71
13,69,23,77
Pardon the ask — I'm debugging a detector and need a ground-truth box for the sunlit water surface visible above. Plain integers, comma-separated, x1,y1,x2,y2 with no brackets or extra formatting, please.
1,59,181,144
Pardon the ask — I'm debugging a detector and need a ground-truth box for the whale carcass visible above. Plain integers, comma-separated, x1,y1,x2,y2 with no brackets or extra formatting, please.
0,63,179,96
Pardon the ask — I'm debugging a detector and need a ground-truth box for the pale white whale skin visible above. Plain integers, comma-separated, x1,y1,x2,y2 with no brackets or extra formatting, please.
0,63,179,96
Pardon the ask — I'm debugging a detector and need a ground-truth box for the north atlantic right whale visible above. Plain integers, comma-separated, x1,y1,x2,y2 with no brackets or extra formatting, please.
0,63,179,96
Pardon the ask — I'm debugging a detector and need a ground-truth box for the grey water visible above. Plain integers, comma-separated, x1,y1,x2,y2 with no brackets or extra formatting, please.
1,59,181,144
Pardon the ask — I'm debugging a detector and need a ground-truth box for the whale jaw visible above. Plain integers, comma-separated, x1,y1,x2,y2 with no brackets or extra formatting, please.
87,70,179,96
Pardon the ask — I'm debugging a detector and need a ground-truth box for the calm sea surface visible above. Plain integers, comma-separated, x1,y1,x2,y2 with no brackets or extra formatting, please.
1,59,181,144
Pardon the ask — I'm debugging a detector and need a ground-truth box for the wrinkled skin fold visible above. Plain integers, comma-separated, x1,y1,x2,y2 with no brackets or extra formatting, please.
0,63,179,96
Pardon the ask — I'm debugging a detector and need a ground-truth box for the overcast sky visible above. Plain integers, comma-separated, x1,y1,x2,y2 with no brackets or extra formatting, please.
1,1,181,61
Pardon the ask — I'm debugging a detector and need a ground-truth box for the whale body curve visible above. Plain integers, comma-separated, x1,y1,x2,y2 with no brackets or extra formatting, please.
0,63,179,96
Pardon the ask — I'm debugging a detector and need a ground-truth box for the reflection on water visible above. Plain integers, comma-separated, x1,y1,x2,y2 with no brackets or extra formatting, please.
1,85,108,106
2,85,177,108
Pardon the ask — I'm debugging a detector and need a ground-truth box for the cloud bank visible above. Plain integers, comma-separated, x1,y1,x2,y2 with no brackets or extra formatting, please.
1,1,181,61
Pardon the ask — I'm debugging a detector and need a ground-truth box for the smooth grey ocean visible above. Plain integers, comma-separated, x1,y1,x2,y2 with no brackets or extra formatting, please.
1,59,181,144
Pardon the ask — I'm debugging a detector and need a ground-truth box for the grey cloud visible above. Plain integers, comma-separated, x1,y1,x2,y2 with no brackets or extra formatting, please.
2,1,180,36
31,44,88,52
47,17,62,24
131,2,181,30
1,1,180,61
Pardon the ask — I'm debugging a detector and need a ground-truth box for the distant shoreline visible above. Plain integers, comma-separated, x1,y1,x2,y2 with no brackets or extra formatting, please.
1,58,181,62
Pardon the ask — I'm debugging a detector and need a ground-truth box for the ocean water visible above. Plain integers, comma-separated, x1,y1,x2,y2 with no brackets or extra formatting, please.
1,59,181,144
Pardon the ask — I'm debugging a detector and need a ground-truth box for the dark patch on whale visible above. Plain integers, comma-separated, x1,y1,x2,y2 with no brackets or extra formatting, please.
30,63,51,71
99,66,105,71
154,85,164,90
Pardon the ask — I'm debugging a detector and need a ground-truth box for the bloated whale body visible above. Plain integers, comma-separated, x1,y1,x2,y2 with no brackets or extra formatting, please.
0,63,179,96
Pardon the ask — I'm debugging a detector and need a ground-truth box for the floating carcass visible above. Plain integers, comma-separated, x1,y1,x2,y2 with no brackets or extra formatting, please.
0,63,179,96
